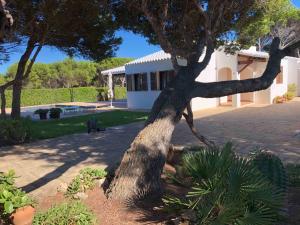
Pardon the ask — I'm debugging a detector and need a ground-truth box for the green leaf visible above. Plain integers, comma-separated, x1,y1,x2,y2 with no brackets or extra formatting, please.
2,189,11,199
4,201,14,214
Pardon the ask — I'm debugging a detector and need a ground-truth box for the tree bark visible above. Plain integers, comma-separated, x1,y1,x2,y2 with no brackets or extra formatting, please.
106,67,195,201
10,40,43,119
0,88,6,117
10,39,35,119
0,79,15,117
182,102,215,147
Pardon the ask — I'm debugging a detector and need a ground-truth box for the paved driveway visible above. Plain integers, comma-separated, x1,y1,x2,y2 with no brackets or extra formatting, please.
173,99,300,163
0,99,299,200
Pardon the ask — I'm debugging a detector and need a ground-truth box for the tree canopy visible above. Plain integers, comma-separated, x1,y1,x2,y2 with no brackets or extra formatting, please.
5,0,121,61
238,0,300,52
4,57,132,89
1,0,123,118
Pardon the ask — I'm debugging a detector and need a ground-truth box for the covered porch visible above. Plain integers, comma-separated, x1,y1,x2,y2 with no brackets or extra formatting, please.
217,49,268,107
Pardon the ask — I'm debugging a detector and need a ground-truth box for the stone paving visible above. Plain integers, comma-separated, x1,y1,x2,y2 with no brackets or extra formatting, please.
173,99,300,163
0,99,299,200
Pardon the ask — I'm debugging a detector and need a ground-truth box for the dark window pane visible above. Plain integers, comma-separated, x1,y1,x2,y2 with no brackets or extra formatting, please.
151,72,158,90
141,73,148,90
159,70,175,90
134,74,139,91
134,73,148,91
126,75,133,91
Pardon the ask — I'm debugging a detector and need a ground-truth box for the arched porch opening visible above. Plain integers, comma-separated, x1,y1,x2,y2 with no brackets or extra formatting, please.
218,67,233,106
240,67,254,105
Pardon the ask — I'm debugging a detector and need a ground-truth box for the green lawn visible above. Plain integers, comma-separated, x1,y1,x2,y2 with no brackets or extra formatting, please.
30,110,148,140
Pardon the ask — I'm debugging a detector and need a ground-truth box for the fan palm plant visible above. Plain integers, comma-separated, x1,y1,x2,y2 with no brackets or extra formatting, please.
163,143,286,225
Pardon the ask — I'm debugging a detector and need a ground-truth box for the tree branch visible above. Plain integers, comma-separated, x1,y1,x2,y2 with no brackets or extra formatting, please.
190,38,297,98
192,37,214,79
24,43,43,79
141,0,173,55
182,101,215,147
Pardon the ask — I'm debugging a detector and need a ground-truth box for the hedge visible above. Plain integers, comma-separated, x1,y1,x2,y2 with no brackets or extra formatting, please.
2,87,126,107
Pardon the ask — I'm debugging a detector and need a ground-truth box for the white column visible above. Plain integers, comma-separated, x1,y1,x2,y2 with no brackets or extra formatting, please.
253,71,256,103
108,72,114,108
232,71,241,107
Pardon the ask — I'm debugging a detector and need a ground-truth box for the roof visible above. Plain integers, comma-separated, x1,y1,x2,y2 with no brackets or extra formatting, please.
103,47,271,72
101,66,125,75
238,48,269,59
125,47,270,66
126,50,171,65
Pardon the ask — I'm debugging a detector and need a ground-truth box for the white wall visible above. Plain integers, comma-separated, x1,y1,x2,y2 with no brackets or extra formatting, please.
126,54,221,111
298,61,300,96
126,60,172,109
127,91,161,109
216,50,238,71
192,53,219,111
269,59,288,102
240,67,254,102
285,57,300,96
250,61,272,104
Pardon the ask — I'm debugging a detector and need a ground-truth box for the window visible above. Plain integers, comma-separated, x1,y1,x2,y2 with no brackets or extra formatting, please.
159,70,175,90
276,67,283,84
126,75,133,91
150,72,159,90
134,73,148,91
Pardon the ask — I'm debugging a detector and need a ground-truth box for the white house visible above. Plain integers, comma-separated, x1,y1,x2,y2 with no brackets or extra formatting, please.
103,47,300,111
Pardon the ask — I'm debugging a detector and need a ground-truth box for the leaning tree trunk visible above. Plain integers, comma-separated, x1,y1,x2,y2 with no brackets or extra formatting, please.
0,88,6,117
106,68,193,201
10,37,38,119
10,79,23,119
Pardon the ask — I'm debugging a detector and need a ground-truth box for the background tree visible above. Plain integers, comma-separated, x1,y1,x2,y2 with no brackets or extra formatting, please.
0,0,121,118
238,0,300,54
3,57,132,89
93,57,132,86
106,0,300,201
0,74,5,85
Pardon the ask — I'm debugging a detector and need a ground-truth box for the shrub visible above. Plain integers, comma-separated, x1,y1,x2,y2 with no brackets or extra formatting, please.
66,168,107,198
114,86,126,100
0,170,34,222
96,87,109,101
163,143,286,225
283,92,294,101
288,83,297,96
285,164,300,187
96,86,126,101
251,150,287,191
0,118,32,146
49,108,62,119
34,109,49,115
33,201,97,225
273,96,285,104
34,109,49,120
3,87,126,108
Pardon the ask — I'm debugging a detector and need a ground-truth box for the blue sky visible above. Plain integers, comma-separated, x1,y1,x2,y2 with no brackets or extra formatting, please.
291,0,300,7
0,30,161,74
0,1,299,74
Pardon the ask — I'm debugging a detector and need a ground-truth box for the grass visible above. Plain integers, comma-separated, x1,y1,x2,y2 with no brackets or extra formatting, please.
29,110,148,140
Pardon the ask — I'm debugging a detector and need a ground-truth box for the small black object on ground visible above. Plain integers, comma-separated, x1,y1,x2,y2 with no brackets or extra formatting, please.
87,118,106,133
